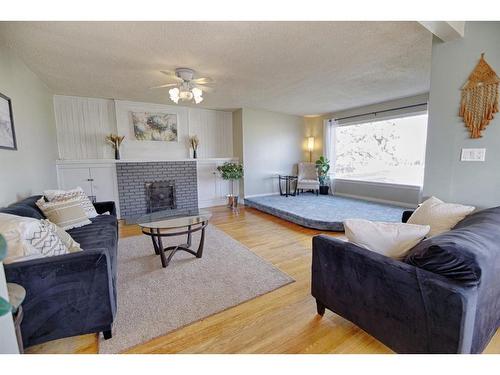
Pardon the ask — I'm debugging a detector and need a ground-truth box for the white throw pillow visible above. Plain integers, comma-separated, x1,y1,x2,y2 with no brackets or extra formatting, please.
407,196,475,237
0,213,71,264
44,187,98,218
41,219,81,253
344,219,430,259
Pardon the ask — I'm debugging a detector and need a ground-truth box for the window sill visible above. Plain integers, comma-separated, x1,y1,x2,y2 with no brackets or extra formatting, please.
333,178,422,189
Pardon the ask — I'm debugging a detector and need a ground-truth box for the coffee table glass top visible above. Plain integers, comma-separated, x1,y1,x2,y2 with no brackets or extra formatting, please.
138,209,212,230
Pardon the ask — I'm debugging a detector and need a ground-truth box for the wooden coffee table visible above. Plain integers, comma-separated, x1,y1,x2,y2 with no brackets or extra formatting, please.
138,209,212,268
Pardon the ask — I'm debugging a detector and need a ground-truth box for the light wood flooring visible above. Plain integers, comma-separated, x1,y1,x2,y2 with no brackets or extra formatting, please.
26,206,500,354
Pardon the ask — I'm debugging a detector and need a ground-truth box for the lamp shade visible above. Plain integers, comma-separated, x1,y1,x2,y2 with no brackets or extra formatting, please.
307,136,315,152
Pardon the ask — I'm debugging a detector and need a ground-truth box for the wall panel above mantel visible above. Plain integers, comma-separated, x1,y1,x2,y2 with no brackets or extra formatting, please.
54,95,234,160
54,95,116,160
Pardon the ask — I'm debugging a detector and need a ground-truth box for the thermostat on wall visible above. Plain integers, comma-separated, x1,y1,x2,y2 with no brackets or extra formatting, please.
461,148,486,162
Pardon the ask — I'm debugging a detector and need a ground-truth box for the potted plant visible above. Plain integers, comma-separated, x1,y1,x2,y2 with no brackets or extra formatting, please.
217,162,244,210
315,156,331,195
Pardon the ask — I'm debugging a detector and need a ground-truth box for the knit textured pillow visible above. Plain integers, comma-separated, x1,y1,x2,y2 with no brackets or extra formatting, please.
44,187,98,218
36,198,91,230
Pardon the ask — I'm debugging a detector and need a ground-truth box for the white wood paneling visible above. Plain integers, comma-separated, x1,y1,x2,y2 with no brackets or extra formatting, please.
115,100,189,160
55,96,234,161
188,108,233,158
54,95,116,160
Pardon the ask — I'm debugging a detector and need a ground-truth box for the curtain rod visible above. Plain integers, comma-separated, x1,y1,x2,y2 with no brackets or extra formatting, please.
332,103,428,122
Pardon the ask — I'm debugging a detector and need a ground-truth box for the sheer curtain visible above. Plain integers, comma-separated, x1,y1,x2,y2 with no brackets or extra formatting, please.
323,119,338,194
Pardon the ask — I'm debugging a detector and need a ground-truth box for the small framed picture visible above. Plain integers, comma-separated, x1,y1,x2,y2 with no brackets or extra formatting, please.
0,92,17,150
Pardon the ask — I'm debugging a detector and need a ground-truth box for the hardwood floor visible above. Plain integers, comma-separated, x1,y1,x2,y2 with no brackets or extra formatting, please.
26,206,500,354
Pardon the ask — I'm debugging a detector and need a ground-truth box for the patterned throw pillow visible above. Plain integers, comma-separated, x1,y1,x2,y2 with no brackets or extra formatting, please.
36,198,92,230
25,219,68,257
41,219,81,253
44,187,98,218
0,213,70,263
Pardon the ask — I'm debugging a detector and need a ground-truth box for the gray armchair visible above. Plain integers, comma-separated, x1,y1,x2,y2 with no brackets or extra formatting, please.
297,162,320,195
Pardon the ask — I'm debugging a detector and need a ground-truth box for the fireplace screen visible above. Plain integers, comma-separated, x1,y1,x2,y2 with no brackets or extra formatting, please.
145,180,176,213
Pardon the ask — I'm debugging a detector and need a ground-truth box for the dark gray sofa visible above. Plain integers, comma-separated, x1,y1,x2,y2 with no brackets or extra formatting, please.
0,195,118,348
311,206,500,353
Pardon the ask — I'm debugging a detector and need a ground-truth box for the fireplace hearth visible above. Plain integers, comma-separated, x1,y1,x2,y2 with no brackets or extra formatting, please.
145,180,176,213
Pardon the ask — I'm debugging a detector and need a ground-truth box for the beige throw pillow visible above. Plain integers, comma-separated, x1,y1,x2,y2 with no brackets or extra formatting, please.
36,198,91,230
344,219,430,259
44,187,98,218
407,196,475,237
0,213,31,263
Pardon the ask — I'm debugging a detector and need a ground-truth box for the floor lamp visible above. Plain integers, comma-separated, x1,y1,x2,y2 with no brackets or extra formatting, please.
307,136,315,162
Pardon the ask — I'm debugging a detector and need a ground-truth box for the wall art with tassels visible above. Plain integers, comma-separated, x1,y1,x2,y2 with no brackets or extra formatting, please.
459,53,499,138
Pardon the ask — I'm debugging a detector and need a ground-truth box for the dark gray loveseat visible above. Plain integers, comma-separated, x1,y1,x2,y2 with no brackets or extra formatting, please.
0,195,118,348
311,206,500,353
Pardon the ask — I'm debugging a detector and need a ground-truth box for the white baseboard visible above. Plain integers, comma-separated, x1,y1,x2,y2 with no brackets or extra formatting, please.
334,192,416,208
198,198,228,208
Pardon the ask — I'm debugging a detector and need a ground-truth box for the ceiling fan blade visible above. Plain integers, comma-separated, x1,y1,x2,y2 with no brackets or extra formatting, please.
192,77,214,84
150,83,179,89
160,70,183,82
196,84,214,93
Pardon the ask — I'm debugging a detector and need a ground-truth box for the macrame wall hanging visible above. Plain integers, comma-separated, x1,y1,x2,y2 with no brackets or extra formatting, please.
459,53,499,138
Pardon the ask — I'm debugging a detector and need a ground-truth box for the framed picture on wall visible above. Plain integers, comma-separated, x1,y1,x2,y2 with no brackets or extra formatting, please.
0,92,17,150
129,111,178,142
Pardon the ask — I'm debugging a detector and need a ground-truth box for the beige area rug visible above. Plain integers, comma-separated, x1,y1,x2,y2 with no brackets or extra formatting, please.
99,224,294,353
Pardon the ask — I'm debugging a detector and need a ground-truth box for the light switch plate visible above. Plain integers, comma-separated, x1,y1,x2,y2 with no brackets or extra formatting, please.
461,148,486,161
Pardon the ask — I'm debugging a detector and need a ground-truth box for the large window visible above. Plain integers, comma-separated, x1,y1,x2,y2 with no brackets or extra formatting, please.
334,113,428,186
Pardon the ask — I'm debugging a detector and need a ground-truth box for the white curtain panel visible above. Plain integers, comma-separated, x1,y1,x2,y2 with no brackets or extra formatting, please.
323,119,338,195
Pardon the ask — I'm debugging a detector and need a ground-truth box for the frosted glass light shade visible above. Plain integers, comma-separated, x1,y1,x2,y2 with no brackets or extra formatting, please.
307,136,315,152
169,87,180,104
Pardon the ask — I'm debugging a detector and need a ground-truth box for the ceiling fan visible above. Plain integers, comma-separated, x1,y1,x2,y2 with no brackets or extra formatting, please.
152,68,214,104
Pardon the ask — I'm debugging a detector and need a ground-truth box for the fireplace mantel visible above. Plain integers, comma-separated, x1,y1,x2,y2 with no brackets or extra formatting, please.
56,157,238,165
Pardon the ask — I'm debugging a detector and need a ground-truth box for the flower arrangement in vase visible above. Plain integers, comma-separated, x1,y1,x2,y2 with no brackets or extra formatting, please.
105,134,125,160
189,135,200,159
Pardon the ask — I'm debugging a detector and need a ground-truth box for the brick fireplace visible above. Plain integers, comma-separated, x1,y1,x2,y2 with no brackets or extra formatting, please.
116,161,198,222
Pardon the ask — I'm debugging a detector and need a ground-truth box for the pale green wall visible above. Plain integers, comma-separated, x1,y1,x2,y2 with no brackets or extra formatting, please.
239,108,304,197
0,42,58,206
423,22,500,208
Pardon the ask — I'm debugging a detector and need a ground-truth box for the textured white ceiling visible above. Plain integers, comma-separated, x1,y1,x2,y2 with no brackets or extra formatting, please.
0,21,432,116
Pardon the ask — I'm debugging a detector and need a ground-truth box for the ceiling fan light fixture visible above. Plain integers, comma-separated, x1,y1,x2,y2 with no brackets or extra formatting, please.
159,68,211,105
192,87,203,104
179,90,193,101
169,87,180,104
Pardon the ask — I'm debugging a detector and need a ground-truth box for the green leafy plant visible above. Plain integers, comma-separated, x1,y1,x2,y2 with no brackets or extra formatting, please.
217,162,244,198
0,234,12,317
217,162,244,181
315,156,331,186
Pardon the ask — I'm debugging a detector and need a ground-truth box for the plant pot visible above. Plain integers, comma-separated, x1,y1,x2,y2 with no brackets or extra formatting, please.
227,195,239,209
319,186,329,195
